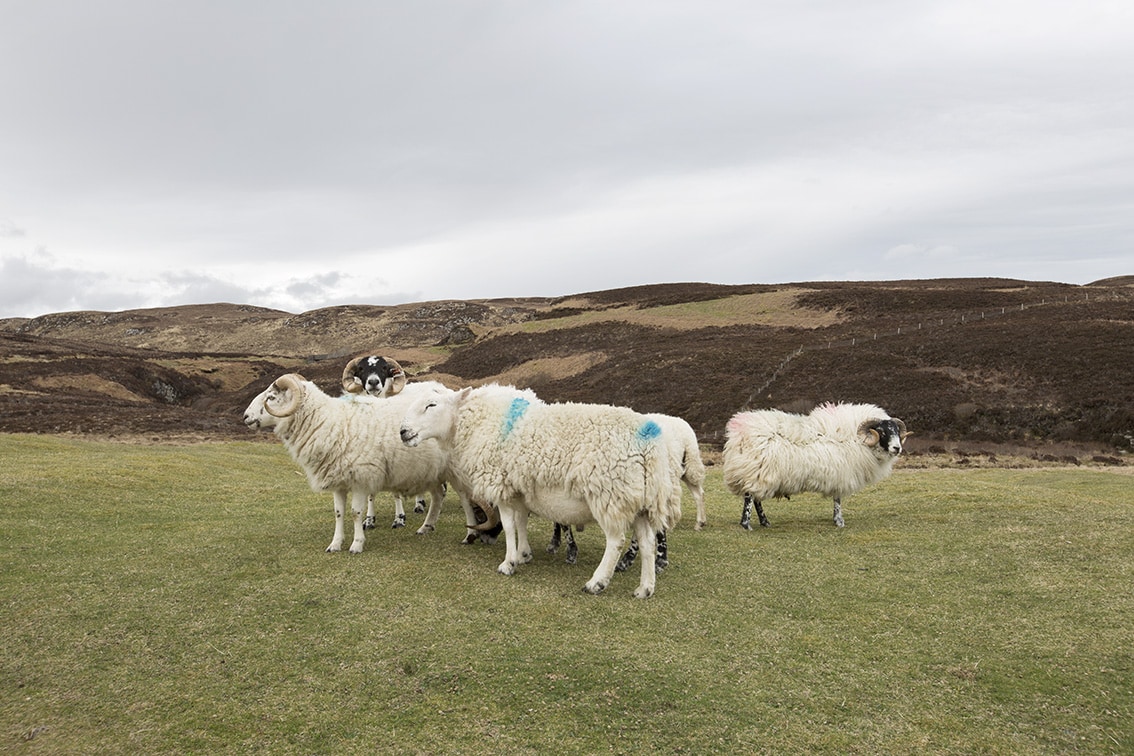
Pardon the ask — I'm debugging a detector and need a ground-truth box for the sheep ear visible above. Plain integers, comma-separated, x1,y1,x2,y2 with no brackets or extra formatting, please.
341,356,365,394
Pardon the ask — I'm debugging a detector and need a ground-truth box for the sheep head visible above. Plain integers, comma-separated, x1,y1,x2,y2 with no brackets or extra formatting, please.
341,355,407,397
859,417,907,455
265,374,306,418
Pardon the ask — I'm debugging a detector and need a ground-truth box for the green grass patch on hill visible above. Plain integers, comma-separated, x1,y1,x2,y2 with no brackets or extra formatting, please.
1,434,1131,754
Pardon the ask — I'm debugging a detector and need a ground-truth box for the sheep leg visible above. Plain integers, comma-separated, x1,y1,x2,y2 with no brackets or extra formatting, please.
618,530,667,573
497,502,521,575
349,490,368,553
564,525,577,565
327,489,348,552
415,484,445,535
832,498,845,528
583,528,624,595
691,481,707,530
363,495,377,530
742,493,770,529
514,508,533,564
740,493,754,529
547,522,563,553
616,537,639,572
459,493,482,545
391,495,407,529
631,516,657,599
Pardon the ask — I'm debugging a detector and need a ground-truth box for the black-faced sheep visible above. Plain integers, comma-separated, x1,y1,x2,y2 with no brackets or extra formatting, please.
722,402,908,529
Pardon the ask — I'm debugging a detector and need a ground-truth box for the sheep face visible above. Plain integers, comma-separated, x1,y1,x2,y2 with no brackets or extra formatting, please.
342,355,406,397
242,385,278,430
400,386,466,447
243,375,306,430
863,418,907,456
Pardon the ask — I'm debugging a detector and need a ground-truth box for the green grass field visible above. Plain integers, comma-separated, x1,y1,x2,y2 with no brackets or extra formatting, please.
1,434,1131,754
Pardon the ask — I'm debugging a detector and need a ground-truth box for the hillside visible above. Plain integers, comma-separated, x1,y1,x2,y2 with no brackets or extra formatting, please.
1,278,1132,459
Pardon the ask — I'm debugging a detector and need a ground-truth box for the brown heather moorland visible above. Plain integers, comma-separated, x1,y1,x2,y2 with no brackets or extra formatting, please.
1,277,1131,466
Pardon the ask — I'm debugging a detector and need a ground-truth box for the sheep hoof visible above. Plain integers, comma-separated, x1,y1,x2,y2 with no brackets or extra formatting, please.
633,585,655,599
415,524,435,535
497,561,516,576
326,542,343,552
565,545,577,565
583,580,607,595
740,522,752,531
363,516,376,530
414,499,426,513
349,540,365,554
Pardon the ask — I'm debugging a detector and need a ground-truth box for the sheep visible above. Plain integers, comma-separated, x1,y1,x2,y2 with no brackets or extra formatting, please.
243,373,454,552
722,402,908,529
553,411,706,572
399,384,683,598
340,354,443,531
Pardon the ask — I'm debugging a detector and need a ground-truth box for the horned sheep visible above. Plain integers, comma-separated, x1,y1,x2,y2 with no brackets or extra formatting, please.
722,402,908,529
340,354,435,530
243,374,452,553
399,384,682,598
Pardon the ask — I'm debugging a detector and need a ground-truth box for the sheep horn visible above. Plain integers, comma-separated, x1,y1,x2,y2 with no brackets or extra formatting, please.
895,418,911,441
466,502,501,532
341,356,366,394
858,418,883,447
265,374,305,417
385,358,408,397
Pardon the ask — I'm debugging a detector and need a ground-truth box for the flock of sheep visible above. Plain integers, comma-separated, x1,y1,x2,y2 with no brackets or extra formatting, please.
243,355,909,598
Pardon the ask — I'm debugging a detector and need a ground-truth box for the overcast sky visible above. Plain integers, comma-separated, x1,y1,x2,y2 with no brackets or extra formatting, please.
1,1,1132,319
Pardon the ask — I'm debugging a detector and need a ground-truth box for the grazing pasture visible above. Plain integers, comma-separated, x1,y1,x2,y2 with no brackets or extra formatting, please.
1,434,1131,754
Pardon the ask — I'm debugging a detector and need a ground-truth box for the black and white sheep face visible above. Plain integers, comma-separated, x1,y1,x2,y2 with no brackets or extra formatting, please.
351,356,400,396
868,419,906,456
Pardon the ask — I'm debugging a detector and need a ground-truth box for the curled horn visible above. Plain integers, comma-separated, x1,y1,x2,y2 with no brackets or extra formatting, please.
384,357,408,397
894,418,910,441
341,356,366,394
465,501,501,532
265,374,305,417
858,418,883,447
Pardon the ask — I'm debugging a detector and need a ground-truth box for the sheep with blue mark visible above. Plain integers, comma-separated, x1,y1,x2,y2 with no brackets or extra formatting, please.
722,402,909,529
551,411,706,573
399,384,682,598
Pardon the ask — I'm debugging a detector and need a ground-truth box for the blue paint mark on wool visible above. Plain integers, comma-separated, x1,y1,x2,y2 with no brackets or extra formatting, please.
502,397,530,438
637,420,662,442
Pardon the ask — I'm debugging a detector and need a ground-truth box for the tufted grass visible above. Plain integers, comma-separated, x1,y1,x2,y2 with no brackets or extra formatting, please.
1,433,1132,754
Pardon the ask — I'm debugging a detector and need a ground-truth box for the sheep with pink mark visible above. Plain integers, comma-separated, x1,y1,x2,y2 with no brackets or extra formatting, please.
722,402,909,530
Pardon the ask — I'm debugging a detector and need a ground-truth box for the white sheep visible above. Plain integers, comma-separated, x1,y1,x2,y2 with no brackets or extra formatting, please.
339,354,451,532
553,411,706,572
399,384,682,598
243,373,452,553
722,402,908,529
